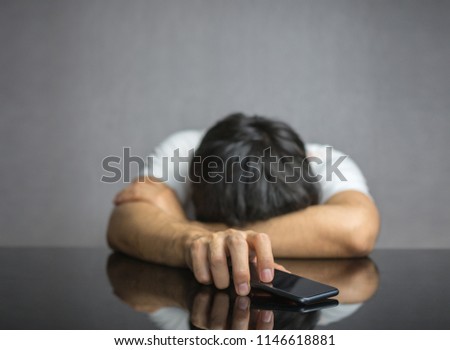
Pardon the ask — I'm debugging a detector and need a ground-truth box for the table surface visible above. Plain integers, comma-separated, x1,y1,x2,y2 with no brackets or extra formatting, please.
0,248,449,330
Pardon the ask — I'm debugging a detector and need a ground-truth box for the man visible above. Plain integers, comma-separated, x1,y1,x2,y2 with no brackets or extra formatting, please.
107,113,380,297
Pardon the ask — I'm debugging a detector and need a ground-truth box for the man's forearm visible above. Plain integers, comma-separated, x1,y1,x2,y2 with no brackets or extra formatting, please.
107,201,208,267
245,191,380,258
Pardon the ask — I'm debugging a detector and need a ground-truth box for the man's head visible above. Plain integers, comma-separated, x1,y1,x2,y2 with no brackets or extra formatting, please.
190,113,319,227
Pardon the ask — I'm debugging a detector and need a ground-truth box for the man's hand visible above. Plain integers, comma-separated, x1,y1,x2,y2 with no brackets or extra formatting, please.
185,229,277,296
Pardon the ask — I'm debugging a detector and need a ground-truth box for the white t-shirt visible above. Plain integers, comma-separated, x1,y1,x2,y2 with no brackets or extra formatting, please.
143,129,371,212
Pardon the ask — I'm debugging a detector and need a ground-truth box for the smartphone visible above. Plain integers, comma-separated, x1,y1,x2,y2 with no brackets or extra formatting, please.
250,293,339,313
250,265,339,304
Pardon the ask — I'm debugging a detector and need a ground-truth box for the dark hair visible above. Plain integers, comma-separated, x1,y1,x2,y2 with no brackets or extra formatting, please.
189,113,319,227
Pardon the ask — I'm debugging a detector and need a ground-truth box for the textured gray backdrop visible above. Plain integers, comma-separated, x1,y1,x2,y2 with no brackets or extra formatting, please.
1,0,449,247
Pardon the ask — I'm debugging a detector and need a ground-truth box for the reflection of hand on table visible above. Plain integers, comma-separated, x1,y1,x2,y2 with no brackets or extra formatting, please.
190,288,273,330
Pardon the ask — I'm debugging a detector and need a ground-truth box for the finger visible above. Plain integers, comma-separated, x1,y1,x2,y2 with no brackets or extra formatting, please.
256,310,274,330
274,262,291,273
190,239,212,285
190,289,212,329
209,292,230,330
208,235,230,289
231,296,250,330
248,232,274,283
226,233,250,296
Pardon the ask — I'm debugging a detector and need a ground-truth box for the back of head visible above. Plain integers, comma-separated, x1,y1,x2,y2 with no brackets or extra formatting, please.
189,113,319,227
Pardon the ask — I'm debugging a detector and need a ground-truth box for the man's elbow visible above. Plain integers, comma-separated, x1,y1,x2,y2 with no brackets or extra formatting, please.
106,209,121,251
346,208,380,257
348,229,378,257
106,205,135,255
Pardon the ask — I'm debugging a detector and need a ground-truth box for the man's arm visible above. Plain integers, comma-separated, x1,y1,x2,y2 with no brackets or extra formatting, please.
246,190,380,258
107,201,203,267
107,177,207,266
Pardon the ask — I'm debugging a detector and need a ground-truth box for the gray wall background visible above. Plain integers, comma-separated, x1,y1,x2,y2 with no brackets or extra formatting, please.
1,0,449,247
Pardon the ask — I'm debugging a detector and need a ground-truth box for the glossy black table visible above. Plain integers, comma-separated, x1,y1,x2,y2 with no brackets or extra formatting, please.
0,248,449,330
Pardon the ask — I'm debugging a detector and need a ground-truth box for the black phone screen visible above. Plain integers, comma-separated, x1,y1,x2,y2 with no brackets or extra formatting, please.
250,267,339,304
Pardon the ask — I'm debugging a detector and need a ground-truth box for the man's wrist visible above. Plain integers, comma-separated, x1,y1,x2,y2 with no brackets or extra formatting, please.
181,225,211,268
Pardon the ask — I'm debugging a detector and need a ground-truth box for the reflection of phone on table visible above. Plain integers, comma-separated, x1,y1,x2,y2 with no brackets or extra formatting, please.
250,264,339,304
250,291,339,313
